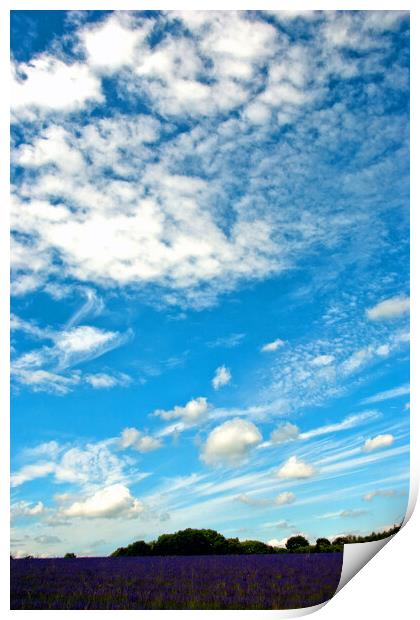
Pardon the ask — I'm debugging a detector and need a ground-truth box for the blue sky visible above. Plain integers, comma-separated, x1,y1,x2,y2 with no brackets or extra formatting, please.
10,10,410,557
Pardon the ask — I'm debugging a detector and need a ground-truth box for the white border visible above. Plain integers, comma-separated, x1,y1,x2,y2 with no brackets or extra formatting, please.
1,2,417,618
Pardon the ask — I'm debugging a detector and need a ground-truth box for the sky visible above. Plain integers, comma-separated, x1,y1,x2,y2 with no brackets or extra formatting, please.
10,9,410,558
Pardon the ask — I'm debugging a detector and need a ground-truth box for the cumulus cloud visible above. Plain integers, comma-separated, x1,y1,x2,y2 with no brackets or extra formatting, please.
261,339,285,352
362,434,394,452
153,397,209,425
81,15,151,70
270,422,300,444
61,484,143,519
267,537,288,548
212,365,232,390
119,427,162,452
201,418,262,466
276,492,296,505
366,296,410,320
276,455,316,479
11,56,103,112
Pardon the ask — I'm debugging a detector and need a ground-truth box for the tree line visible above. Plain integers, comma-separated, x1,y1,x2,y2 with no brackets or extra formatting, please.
12,524,401,559
109,524,401,557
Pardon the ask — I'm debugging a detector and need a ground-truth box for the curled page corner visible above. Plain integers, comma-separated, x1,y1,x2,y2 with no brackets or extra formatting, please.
334,476,416,598
335,534,394,595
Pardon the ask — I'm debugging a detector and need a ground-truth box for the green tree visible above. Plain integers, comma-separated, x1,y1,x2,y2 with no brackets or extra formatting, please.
315,537,332,551
64,552,76,558
111,540,151,557
239,540,272,554
225,537,243,554
286,536,310,552
152,528,228,555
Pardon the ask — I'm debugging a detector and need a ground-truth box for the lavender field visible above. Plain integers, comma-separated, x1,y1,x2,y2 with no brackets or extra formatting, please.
11,553,343,610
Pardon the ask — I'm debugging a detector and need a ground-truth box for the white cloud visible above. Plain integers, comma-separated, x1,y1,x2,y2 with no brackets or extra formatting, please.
11,322,131,394
376,344,390,357
207,333,245,349
15,125,85,174
201,418,262,466
81,15,150,70
267,537,288,548
119,427,162,452
339,509,368,518
11,439,139,490
22,441,61,460
311,354,334,366
361,385,410,405
85,373,131,389
235,491,295,507
366,296,410,320
153,397,209,425
261,338,284,353
276,455,316,479
12,57,102,112
318,508,368,519
363,434,394,452
61,484,143,519
363,489,400,501
270,422,299,444
276,492,296,505
11,369,81,395
299,410,379,441
11,501,46,520
33,535,62,544
342,346,374,374
236,494,272,507
10,313,51,339
54,325,118,355
11,463,56,487
10,12,410,315
212,365,232,390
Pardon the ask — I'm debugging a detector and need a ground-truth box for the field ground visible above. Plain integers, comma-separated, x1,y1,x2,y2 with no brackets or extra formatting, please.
10,553,343,610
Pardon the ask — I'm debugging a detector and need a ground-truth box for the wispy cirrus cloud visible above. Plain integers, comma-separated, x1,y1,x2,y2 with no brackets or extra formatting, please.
11,314,132,394
361,384,410,405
